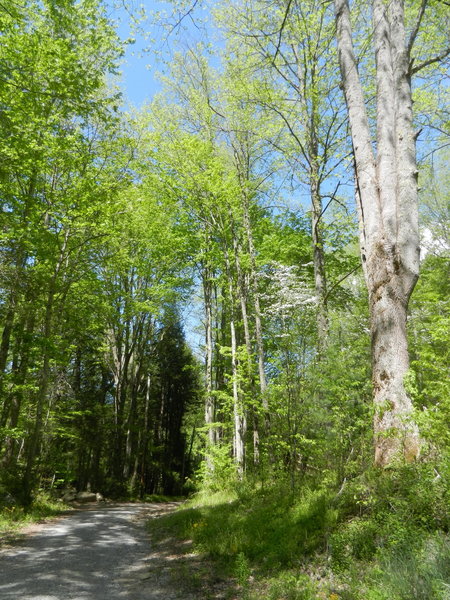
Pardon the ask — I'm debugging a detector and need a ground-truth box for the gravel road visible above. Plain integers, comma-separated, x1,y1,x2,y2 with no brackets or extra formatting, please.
0,503,189,600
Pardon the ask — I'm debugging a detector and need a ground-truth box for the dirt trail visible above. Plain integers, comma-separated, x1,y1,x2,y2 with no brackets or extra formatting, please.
0,503,231,600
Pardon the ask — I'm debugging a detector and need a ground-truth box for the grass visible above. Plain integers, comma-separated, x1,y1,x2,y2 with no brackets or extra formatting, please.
148,469,450,600
360,534,450,600
154,483,337,571
0,493,68,546
142,493,180,503
149,481,337,598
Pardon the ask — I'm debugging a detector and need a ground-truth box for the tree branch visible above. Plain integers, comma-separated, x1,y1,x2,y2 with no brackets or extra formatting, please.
411,47,450,74
324,263,361,301
273,0,293,61
407,0,428,56
318,181,343,220
166,0,200,38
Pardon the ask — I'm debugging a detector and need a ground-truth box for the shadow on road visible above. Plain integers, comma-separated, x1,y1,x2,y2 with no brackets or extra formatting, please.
0,503,180,600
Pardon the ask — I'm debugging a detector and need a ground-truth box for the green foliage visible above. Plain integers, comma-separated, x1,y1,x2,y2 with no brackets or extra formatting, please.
235,551,251,588
331,464,450,559
198,443,238,492
409,252,450,456
155,460,450,597
324,465,450,599
254,573,318,600
1,6,449,600
330,517,380,570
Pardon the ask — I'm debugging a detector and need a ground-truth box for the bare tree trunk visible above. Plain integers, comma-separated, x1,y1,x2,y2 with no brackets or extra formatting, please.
334,0,420,466
139,373,152,497
1,307,36,467
0,306,15,385
233,230,260,464
124,373,140,480
225,251,246,476
294,38,330,352
22,223,72,501
242,198,267,397
91,367,109,493
1,176,35,410
311,170,328,351
0,305,18,434
22,283,54,502
202,263,216,467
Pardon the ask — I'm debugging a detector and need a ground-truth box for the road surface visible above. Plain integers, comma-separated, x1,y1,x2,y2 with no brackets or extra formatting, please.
0,503,189,600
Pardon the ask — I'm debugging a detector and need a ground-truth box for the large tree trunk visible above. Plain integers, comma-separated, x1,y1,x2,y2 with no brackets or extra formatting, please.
370,261,419,465
334,0,420,466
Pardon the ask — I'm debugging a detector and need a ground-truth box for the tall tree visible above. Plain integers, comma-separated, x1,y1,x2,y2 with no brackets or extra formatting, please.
217,0,349,352
334,0,449,466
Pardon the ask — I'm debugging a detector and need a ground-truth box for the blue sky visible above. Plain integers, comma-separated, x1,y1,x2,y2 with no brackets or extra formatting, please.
113,0,212,108
115,7,161,107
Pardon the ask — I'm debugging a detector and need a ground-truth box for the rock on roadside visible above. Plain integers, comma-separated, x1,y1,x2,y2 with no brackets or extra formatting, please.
61,490,104,503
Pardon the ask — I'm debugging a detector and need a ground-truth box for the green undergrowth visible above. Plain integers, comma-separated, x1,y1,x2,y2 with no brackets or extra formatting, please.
119,493,180,503
0,492,68,545
151,464,450,599
142,493,181,503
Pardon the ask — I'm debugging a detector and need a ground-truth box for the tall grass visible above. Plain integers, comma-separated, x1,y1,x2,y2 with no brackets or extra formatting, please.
362,533,450,600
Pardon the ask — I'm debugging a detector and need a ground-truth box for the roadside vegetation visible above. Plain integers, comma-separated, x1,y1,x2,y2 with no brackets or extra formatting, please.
155,465,450,599
0,493,67,545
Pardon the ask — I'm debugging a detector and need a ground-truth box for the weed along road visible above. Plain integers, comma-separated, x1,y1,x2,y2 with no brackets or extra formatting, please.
0,503,187,600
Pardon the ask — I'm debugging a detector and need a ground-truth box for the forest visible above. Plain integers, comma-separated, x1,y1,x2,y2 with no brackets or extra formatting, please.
0,0,449,598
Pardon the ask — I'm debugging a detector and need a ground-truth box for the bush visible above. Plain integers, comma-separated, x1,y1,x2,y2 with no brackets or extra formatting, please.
197,443,238,492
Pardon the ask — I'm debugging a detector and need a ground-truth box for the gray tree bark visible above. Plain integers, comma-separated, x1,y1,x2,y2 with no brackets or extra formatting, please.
334,0,421,466
202,261,217,470
225,250,246,476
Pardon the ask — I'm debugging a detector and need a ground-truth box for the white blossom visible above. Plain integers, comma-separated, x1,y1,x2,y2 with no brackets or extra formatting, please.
259,262,316,318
